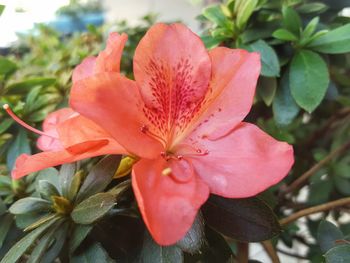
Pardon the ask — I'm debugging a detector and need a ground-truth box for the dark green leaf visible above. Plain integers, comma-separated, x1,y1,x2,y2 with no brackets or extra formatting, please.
289,50,329,112
140,231,183,263
9,197,51,215
325,244,350,263
297,3,328,14
36,168,60,190
245,40,280,77
201,35,222,49
177,213,205,254
0,119,13,134
202,195,281,242
70,242,115,263
308,24,350,54
37,180,60,200
76,155,121,202
6,129,31,170
0,198,7,216
68,171,83,201
0,214,13,248
258,77,277,106
282,6,302,35
6,78,56,95
59,163,76,198
71,193,115,224
273,71,300,126
317,220,343,253
272,29,298,41
0,57,17,76
70,224,93,253
0,216,59,263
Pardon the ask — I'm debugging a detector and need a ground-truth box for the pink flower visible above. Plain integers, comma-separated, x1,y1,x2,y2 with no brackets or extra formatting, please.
68,23,294,245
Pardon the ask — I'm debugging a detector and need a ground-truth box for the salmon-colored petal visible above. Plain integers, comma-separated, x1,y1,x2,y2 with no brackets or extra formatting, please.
70,73,162,158
95,32,128,73
12,141,122,179
72,57,96,83
133,23,211,141
57,114,127,154
187,123,294,198
132,157,209,245
37,108,77,151
186,48,261,142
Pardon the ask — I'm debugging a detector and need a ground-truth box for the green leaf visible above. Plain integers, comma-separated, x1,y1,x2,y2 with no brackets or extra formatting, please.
273,71,300,126
9,197,51,215
317,220,343,253
202,195,281,242
289,50,329,112
140,231,183,263
325,244,350,263
0,5,5,16
71,193,115,224
59,163,76,198
37,180,60,200
297,2,328,14
70,224,93,253
0,57,17,76
245,40,280,77
258,77,277,106
76,155,121,203
0,214,14,249
302,17,320,40
36,168,60,190
177,213,205,254
236,0,258,30
0,216,59,263
202,5,230,28
0,198,7,216
0,119,14,134
308,24,350,54
201,35,222,49
70,242,115,263
282,6,302,35
6,78,56,95
68,171,83,201
272,29,298,41
6,129,31,170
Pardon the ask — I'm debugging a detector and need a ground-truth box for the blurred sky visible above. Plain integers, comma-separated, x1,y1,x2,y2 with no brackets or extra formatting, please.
0,0,203,47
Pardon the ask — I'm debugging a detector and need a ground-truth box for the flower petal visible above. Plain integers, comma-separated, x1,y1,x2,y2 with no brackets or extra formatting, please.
57,114,126,154
95,32,128,73
12,141,121,179
72,57,97,83
188,122,294,198
70,73,163,158
132,157,209,245
37,108,77,151
188,48,261,141
133,23,211,140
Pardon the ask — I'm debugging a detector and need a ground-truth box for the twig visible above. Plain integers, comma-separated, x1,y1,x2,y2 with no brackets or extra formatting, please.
261,240,280,263
276,248,308,260
237,242,249,263
282,140,350,194
280,197,350,226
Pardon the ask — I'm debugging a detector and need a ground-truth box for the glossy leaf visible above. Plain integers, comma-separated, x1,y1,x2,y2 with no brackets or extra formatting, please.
317,220,343,253
308,24,350,54
9,197,51,215
6,78,56,95
70,224,93,253
245,40,280,77
71,192,115,224
236,0,258,30
272,29,298,41
37,180,60,200
289,50,329,112
6,129,31,170
258,77,277,106
202,5,230,28
0,214,13,249
282,6,302,35
297,2,328,14
325,244,350,263
70,242,115,263
202,195,281,242
59,163,76,198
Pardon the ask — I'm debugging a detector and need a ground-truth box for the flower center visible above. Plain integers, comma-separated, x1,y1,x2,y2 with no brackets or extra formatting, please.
3,104,58,139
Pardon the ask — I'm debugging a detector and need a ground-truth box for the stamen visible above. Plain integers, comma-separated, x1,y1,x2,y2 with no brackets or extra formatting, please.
140,124,167,146
162,167,172,176
3,104,58,139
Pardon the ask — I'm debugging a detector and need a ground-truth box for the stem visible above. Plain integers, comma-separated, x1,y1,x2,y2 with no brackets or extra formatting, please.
280,197,350,226
261,240,280,263
276,248,308,260
282,140,350,194
237,242,249,263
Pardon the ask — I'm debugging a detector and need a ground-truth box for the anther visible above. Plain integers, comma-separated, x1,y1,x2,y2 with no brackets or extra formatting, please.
2,104,58,139
162,167,172,176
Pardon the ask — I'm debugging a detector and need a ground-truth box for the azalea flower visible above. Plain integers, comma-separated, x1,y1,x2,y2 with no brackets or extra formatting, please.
7,23,294,245
4,33,128,179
